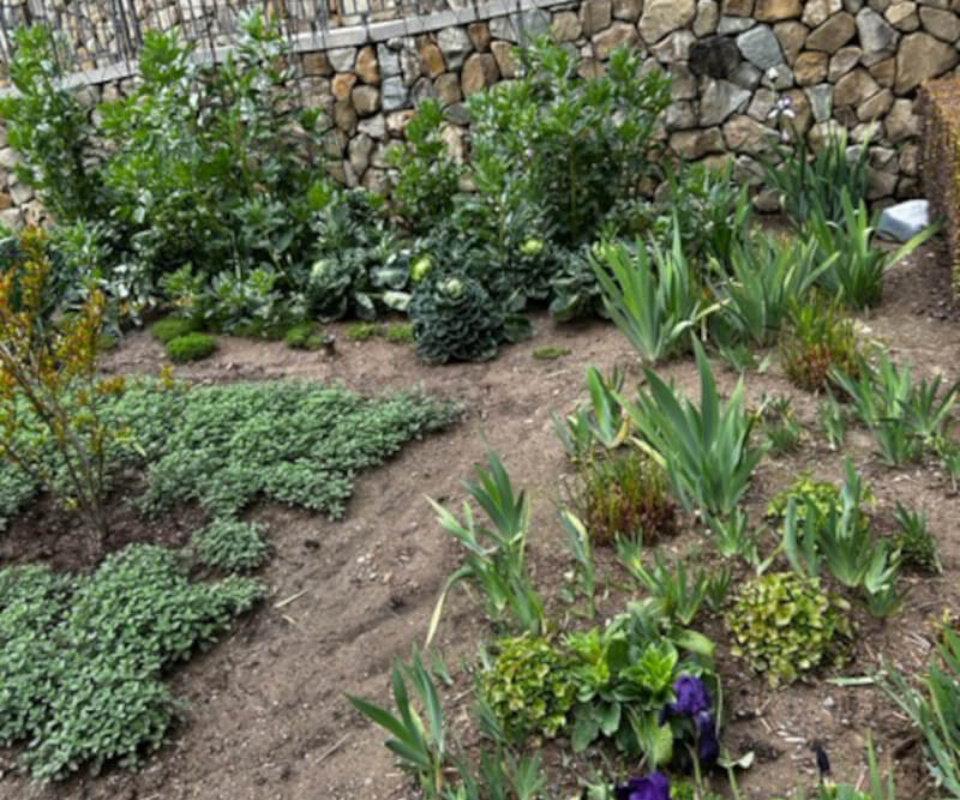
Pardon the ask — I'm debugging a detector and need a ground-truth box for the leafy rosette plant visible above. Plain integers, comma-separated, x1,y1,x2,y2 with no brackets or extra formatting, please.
409,274,514,365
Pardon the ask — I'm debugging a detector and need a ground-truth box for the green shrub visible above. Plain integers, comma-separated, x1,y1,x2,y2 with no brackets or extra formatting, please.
193,519,271,572
726,571,852,686
0,546,263,780
409,275,509,365
573,450,677,546
165,332,218,363
480,635,577,742
151,315,201,344
767,473,873,528
285,323,332,351
779,295,863,392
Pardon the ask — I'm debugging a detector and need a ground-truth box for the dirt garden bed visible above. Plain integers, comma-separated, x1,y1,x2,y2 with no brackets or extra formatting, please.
0,238,959,800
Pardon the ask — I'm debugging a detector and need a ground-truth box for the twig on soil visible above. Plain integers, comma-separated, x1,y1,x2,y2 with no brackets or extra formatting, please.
317,734,350,764
274,589,308,609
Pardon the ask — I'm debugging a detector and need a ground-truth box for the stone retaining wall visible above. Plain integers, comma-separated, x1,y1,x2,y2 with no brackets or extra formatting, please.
2,0,959,226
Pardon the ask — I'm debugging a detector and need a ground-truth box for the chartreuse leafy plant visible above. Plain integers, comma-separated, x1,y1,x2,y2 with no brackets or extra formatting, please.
624,339,764,518
726,571,852,687
595,231,713,364
880,628,960,799
426,452,544,646
0,228,125,545
0,546,263,781
151,315,201,344
479,635,578,742
348,651,448,797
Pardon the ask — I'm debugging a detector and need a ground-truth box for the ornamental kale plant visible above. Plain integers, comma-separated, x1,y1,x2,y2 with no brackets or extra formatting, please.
0,545,263,781
409,274,522,365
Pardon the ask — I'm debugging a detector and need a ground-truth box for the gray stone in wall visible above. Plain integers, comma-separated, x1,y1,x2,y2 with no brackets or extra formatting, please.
358,114,387,139
856,7,898,53
694,0,720,36
736,24,785,69
717,15,757,34
382,76,410,111
327,47,357,72
639,0,697,43
762,62,795,87
437,27,473,70
807,83,835,121
516,8,552,37
731,61,763,88
489,15,518,42
700,78,752,125
377,44,402,78
878,199,929,241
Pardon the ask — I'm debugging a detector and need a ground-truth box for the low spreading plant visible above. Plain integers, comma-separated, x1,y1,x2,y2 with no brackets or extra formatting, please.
625,339,764,518
165,332,218,363
779,294,863,392
726,571,853,686
572,449,677,546
193,518,271,572
479,635,578,743
0,545,263,781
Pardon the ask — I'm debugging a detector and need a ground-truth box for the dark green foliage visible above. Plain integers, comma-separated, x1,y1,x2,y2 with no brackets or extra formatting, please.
548,244,608,322
387,98,461,235
759,395,802,455
193,519,271,572
479,635,578,742
0,545,263,780
726,571,853,686
409,275,507,365
779,294,863,392
0,26,102,221
285,323,332,351
151,315,201,344
165,332,218,363
133,382,459,520
573,450,677,546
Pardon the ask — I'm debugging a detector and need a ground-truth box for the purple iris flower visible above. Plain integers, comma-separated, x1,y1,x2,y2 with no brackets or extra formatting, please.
614,771,671,800
695,710,719,762
669,675,711,717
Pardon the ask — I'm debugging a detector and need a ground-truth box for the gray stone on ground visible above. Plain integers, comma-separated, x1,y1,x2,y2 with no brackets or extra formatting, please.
877,199,929,241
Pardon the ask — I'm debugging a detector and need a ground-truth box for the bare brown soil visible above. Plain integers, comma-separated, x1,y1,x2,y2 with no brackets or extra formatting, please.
1,239,959,800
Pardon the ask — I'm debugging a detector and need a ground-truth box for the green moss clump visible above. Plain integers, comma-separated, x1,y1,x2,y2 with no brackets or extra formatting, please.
345,322,382,341
533,346,571,360
165,332,217,363
385,323,414,344
151,316,200,345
